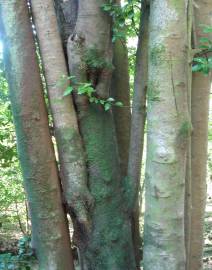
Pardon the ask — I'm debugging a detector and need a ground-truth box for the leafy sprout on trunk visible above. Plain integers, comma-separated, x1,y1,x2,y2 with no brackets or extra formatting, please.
192,25,212,75
58,75,123,111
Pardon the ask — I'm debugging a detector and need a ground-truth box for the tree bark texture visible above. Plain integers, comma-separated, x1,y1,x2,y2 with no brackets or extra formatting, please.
143,1,190,269
67,0,136,269
54,0,78,49
30,0,93,232
188,1,212,269
0,1,74,269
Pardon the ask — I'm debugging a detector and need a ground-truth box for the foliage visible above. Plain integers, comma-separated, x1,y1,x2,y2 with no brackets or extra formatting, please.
192,26,212,75
0,236,36,270
59,75,123,111
0,59,27,236
102,0,140,42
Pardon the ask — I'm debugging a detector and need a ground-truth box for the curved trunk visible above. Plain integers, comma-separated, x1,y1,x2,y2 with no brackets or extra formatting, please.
30,0,93,232
67,0,136,268
188,1,212,269
0,1,74,269
143,1,189,269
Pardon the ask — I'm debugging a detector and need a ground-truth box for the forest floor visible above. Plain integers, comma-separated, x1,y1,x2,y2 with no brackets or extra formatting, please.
0,183,212,269
204,181,212,270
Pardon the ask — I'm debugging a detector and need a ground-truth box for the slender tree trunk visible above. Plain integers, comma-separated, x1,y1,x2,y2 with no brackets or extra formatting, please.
0,1,74,269
30,0,93,232
185,1,193,267
143,1,190,269
111,38,131,176
67,0,136,268
128,1,149,267
111,0,131,178
188,2,212,269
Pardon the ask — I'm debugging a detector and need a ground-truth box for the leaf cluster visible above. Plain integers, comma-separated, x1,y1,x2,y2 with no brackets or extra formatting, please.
102,0,140,42
192,25,212,75
0,237,36,270
61,75,123,111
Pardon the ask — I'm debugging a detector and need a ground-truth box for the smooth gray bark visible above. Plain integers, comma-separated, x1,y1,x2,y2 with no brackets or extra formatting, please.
143,1,190,269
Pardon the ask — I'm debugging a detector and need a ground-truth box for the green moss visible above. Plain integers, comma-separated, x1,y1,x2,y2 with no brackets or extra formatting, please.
150,44,166,66
169,0,183,12
179,120,192,137
78,104,136,269
84,46,114,70
55,127,84,162
147,81,160,102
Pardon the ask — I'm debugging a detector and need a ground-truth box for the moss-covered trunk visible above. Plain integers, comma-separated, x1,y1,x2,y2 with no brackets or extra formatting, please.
0,1,74,269
143,1,190,269
188,1,212,269
75,105,135,270
67,0,136,269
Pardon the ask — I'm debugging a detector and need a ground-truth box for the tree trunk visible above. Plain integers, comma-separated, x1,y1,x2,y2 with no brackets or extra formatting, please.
143,1,190,269
184,0,193,267
54,0,78,49
111,0,131,177
188,1,212,269
111,38,131,177
67,0,136,268
30,0,93,232
0,1,74,269
127,1,149,267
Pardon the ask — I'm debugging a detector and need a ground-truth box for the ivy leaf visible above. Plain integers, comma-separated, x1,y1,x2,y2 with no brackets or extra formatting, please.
63,86,73,97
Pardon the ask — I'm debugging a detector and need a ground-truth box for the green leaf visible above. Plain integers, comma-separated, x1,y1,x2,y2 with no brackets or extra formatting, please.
107,97,115,102
115,101,123,107
208,57,212,69
112,36,117,43
100,100,105,105
199,37,210,43
89,97,95,103
102,4,112,11
192,64,202,72
203,26,212,33
104,103,112,111
193,57,207,64
63,86,73,96
199,45,210,49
